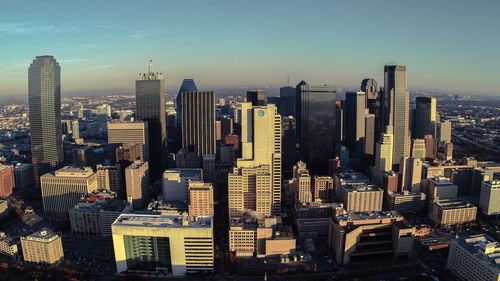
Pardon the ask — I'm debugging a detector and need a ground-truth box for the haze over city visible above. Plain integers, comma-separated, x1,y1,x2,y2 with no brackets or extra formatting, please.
1,0,500,98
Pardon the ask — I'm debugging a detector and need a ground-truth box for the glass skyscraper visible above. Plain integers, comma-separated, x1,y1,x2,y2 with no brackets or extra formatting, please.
296,81,336,175
28,55,63,185
384,65,410,169
415,96,437,139
136,61,166,179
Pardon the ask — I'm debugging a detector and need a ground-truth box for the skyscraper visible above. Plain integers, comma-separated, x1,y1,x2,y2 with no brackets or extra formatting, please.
345,91,366,154
296,81,336,174
175,79,198,152
375,129,394,174
29,55,63,184
125,161,150,209
384,65,410,169
415,97,437,139
136,60,166,179
236,102,282,215
246,90,266,106
181,91,216,156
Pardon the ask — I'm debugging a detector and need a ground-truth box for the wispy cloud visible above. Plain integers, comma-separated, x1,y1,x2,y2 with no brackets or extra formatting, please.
0,22,81,35
59,58,92,63
80,65,113,72
130,30,159,39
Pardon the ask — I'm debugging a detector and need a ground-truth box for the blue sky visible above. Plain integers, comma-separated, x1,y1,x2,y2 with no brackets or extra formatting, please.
0,0,499,97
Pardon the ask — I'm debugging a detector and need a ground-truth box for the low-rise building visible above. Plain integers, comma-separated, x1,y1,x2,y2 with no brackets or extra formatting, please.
447,234,500,281
229,215,295,257
340,184,383,212
69,189,128,237
428,176,458,201
429,199,477,225
385,191,427,214
334,170,370,200
21,228,64,265
112,213,214,277
0,232,18,258
292,202,344,238
328,211,414,265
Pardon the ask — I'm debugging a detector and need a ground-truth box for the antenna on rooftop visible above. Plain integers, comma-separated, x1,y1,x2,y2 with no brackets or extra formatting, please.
148,60,153,74
287,73,290,86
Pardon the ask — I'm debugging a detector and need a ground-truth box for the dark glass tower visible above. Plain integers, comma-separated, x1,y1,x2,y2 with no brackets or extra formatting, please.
136,60,166,179
296,81,336,175
174,79,198,152
29,55,63,185
181,91,216,156
415,96,437,139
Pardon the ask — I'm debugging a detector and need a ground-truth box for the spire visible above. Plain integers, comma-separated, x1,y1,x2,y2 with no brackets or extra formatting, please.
148,60,153,75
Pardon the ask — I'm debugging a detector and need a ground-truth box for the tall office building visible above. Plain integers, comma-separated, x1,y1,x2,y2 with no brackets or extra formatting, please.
411,139,426,159
125,161,150,209
29,56,63,184
96,164,122,193
424,135,436,159
136,61,166,179
364,113,376,156
40,166,98,219
175,79,198,152
375,130,394,173
384,65,410,169
235,102,282,215
290,161,312,204
188,181,214,217
108,121,149,161
112,214,214,277
399,157,423,192
345,91,366,154
180,91,216,156
72,146,95,168
228,165,272,218
438,120,452,143
13,163,34,192
313,176,334,202
296,81,336,174
246,90,266,106
479,179,500,215
415,97,437,138
0,165,14,198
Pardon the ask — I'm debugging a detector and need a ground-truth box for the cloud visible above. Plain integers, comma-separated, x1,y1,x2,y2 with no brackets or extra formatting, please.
0,22,80,35
59,58,92,63
80,65,113,72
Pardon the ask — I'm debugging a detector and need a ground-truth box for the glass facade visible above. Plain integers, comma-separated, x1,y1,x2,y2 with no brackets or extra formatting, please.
296,81,336,175
28,56,63,184
124,235,172,272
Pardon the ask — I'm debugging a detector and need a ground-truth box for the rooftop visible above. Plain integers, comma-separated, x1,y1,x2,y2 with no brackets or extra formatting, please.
343,184,381,192
335,171,369,183
433,199,475,210
73,190,127,212
294,202,343,211
455,234,500,268
50,166,94,177
336,210,402,223
23,228,59,243
163,168,202,179
113,213,212,229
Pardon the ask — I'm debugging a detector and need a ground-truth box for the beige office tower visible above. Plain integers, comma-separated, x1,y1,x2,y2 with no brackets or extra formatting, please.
399,157,423,192
438,120,452,143
107,121,149,161
235,102,282,215
384,65,410,168
125,161,150,209
188,181,214,216
314,176,334,202
21,228,64,265
41,166,98,219
375,130,394,173
411,139,426,159
96,164,121,193
290,161,312,204
228,165,272,218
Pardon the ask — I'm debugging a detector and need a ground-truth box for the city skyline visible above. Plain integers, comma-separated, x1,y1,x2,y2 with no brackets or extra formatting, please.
1,0,500,97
